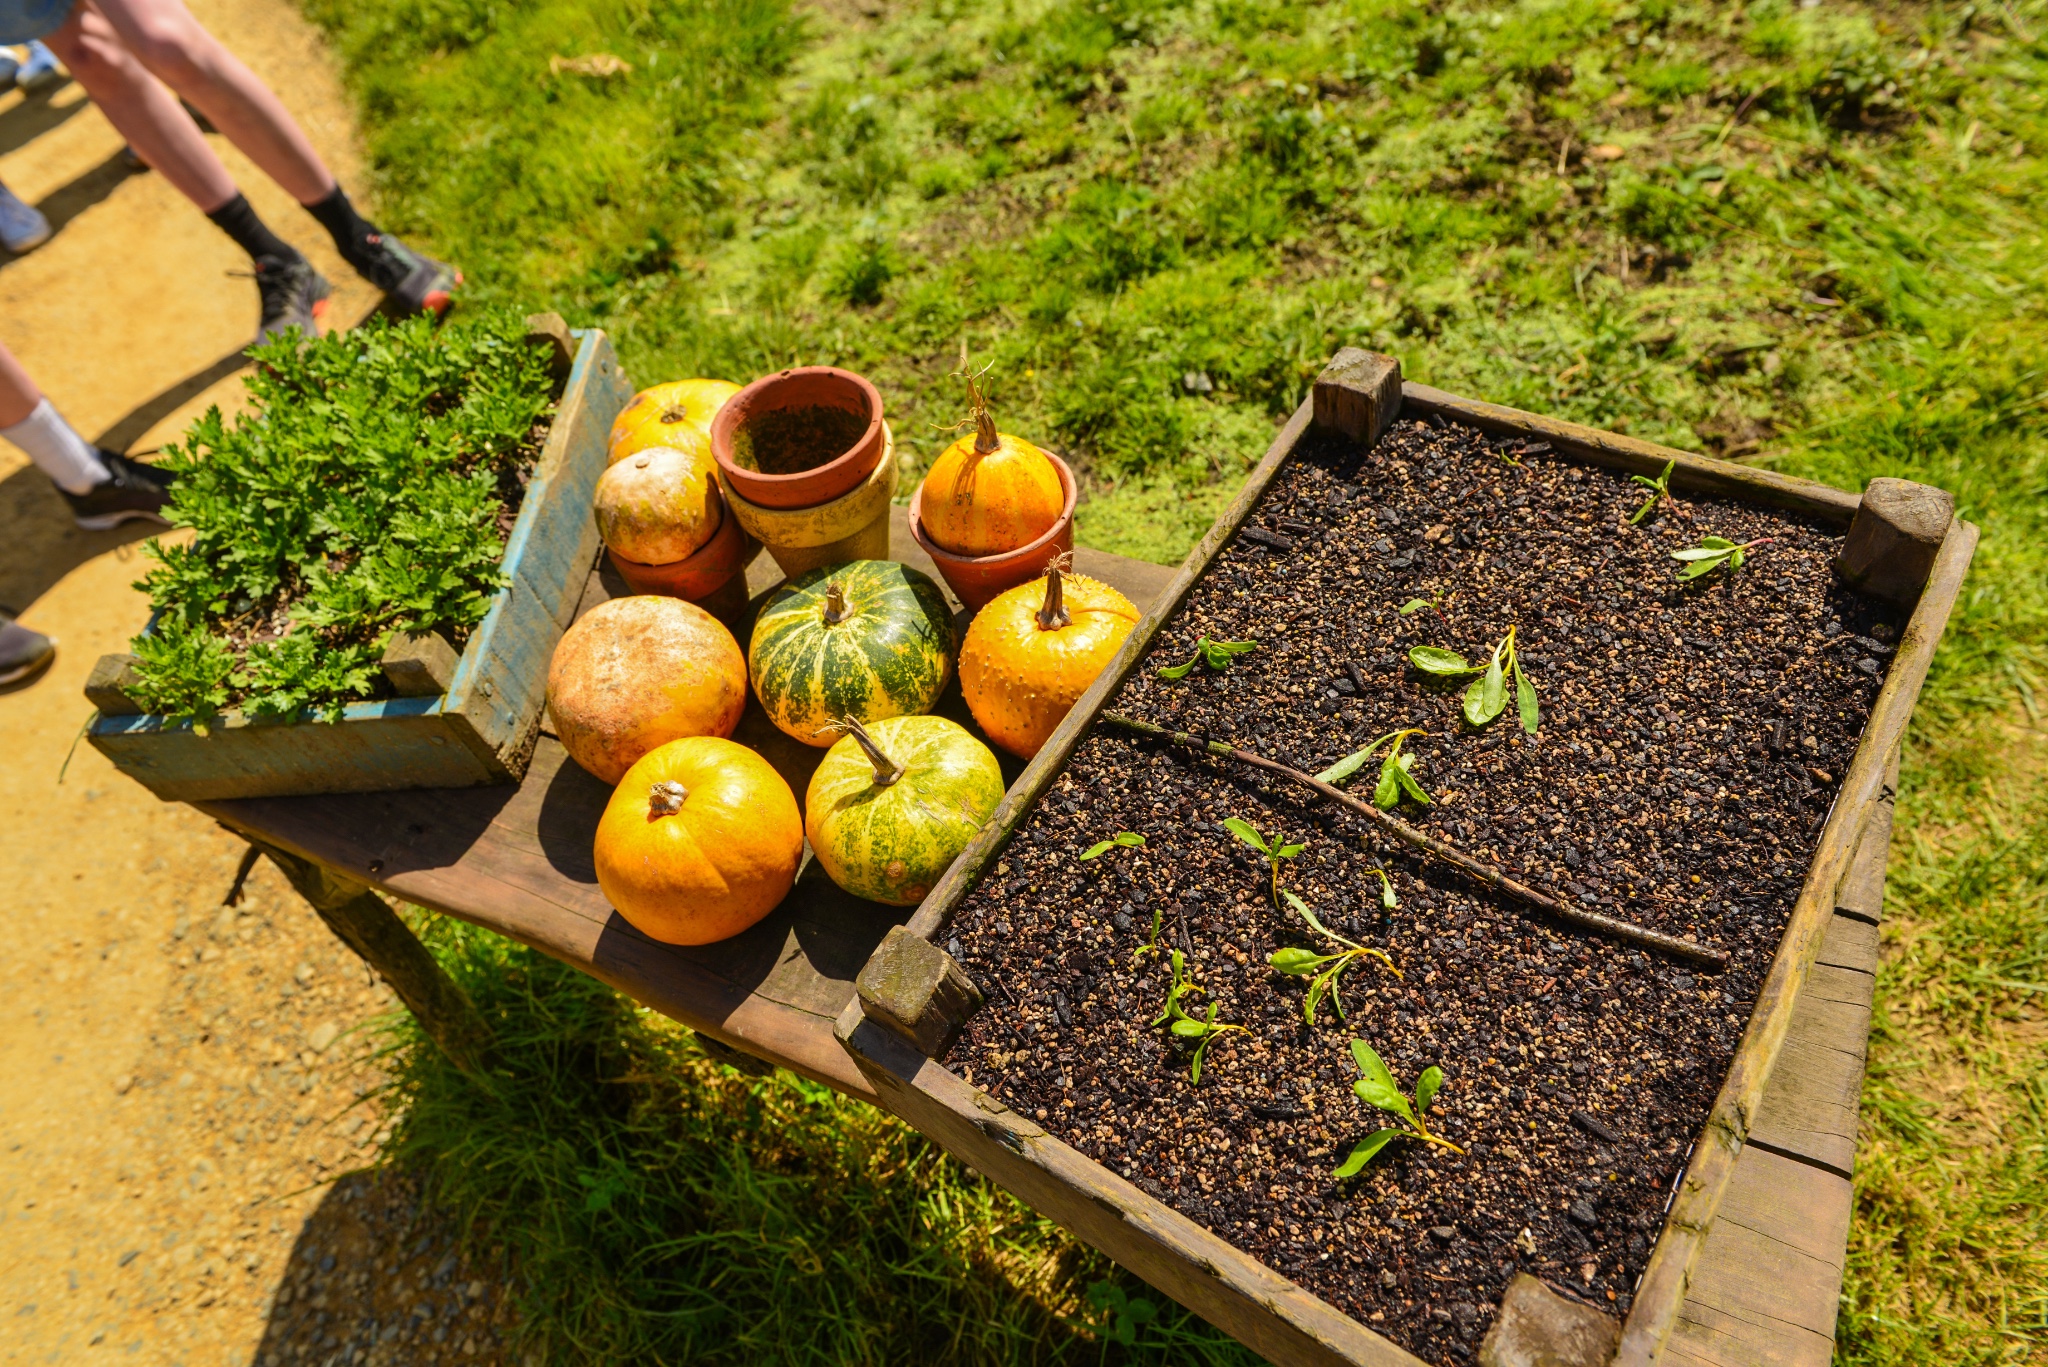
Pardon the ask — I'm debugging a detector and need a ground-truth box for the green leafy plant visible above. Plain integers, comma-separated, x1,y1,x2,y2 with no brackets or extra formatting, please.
1316,728,1431,809
127,311,556,726
1080,1281,1159,1347
1222,817,1304,907
1156,636,1258,679
1268,889,1402,1025
1399,589,1453,621
1672,535,1774,581
1333,1040,1465,1176
1150,949,1247,1083
1630,459,1677,524
1080,831,1146,860
1408,626,1539,733
1130,905,1166,966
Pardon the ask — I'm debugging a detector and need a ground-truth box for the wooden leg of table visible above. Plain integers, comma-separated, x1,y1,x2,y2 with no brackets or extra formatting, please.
248,840,492,1077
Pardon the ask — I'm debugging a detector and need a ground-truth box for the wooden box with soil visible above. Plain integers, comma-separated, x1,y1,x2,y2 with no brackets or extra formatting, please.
834,351,1975,1367
84,323,634,801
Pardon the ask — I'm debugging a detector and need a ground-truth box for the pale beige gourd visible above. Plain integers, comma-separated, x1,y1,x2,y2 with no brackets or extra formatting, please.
593,445,722,565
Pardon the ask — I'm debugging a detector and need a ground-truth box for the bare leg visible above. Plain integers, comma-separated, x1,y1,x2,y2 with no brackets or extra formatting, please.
0,341,41,428
43,4,237,212
75,0,337,205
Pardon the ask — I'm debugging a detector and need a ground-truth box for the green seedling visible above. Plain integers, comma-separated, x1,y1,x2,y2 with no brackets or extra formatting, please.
1150,950,1247,1084
1333,1040,1466,1176
1130,905,1166,966
1316,728,1432,809
1269,888,1402,1025
1080,832,1146,860
1409,626,1540,733
1157,637,1258,679
1672,535,1774,581
1629,460,1676,524
1399,589,1453,621
1223,817,1304,908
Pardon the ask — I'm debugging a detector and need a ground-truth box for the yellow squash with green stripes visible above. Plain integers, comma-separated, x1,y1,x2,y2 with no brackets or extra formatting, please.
748,560,958,745
805,716,1003,906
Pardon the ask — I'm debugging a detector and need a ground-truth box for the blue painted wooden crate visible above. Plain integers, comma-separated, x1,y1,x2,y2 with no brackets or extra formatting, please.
87,328,634,801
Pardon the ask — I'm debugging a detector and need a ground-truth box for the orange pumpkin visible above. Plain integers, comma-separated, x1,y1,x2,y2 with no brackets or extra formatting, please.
547,596,747,784
917,365,1064,557
608,380,739,466
593,445,723,565
593,737,803,945
960,564,1140,758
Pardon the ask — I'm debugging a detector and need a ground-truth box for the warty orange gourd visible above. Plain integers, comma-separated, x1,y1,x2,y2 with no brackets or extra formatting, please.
959,562,1139,758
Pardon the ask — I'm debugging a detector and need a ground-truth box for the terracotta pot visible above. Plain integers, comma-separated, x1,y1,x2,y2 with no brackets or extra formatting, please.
909,450,1076,611
721,425,897,579
607,484,757,601
710,366,886,511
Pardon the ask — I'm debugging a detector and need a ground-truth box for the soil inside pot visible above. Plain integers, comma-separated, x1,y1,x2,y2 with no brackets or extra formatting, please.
729,404,870,476
941,418,1896,1364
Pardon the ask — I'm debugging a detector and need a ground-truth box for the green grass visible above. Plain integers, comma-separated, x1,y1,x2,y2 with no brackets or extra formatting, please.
305,0,2048,1358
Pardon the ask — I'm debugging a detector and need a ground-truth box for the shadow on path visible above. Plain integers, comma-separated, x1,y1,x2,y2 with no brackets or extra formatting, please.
0,85,85,159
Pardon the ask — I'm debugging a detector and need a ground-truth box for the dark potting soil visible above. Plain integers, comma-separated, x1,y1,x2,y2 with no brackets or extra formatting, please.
729,404,870,475
941,418,1896,1363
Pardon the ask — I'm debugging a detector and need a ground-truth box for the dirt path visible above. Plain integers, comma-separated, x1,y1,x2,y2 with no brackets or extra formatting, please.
0,7,510,1364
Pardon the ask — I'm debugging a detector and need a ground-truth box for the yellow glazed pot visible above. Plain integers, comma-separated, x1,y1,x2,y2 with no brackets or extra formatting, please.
717,424,897,578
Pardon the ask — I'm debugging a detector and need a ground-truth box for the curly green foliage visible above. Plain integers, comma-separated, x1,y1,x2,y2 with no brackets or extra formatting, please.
129,311,556,724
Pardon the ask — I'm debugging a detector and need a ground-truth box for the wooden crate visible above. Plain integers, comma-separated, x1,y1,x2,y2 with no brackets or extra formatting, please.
84,327,634,802
834,350,1976,1367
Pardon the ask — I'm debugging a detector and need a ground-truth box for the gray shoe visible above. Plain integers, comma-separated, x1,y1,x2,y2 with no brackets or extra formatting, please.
0,182,51,255
251,254,331,347
0,620,55,686
15,41,65,96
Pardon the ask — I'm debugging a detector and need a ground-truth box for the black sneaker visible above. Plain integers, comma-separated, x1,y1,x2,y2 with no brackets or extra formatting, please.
61,450,176,530
0,620,55,686
350,232,461,317
252,254,331,346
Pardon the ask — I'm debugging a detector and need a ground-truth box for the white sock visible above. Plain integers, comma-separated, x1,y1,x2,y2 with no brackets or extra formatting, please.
2,399,111,495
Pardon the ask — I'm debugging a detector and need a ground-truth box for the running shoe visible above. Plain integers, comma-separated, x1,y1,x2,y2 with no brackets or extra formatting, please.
16,42,65,96
0,620,55,686
0,182,50,255
351,232,462,317
251,254,331,346
61,451,176,531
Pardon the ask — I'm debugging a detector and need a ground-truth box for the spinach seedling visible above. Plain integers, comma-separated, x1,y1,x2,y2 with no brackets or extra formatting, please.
1629,460,1675,524
1399,589,1453,621
1409,626,1539,733
1334,1039,1466,1176
1157,637,1258,680
1269,890,1402,1025
1316,728,1431,809
1151,949,1248,1083
1223,817,1304,908
1672,535,1774,581
1130,905,1166,966
1081,832,1146,861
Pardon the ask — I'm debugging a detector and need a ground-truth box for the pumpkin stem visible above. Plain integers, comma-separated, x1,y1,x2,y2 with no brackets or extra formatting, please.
1035,563,1071,631
951,340,1001,456
822,582,849,625
839,717,906,787
648,779,689,817
659,404,689,425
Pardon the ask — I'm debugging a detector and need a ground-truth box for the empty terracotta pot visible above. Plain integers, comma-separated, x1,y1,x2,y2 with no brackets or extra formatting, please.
710,367,886,511
608,483,757,602
720,427,897,579
909,450,1077,611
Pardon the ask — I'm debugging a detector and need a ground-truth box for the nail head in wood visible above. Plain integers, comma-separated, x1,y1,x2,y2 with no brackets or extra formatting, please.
522,311,577,380
1834,477,1953,608
1478,1274,1621,1367
856,925,984,1058
84,653,148,716
380,631,461,698
1312,347,1403,444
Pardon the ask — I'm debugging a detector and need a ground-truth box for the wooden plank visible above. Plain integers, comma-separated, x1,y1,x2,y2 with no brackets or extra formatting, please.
1398,383,1863,525
836,1006,1430,1367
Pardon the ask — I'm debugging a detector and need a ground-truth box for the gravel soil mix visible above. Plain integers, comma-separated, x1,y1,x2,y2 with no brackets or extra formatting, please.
941,418,1898,1363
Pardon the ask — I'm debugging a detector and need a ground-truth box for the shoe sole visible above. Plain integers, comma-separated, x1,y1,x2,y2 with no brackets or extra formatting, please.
74,508,171,532
0,649,56,687
2,225,51,255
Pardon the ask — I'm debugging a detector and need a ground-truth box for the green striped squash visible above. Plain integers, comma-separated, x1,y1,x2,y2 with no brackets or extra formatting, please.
749,560,958,746
805,716,1003,906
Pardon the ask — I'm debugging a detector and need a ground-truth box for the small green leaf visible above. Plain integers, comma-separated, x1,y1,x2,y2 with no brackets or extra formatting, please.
1317,737,1388,784
1171,1017,1211,1037
1416,1066,1443,1115
1676,554,1729,581
1115,832,1146,848
1399,598,1433,615
1350,1040,1415,1122
1270,947,1326,975
1222,817,1268,853
1276,842,1307,860
1156,657,1197,679
1080,840,1114,861
1461,674,1490,727
1305,972,1332,1025
1726,545,1747,571
1375,870,1399,910
1408,646,1476,676
1482,646,1506,716
1394,762,1432,806
1373,759,1401,809
1334,1129,1403,1177
1515,663,1539,734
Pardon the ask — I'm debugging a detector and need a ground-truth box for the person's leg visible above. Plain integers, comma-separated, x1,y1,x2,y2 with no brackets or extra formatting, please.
0,339,174,525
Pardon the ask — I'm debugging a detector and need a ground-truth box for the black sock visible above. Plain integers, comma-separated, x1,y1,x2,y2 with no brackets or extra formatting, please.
304,185,380,271
205,192,300,266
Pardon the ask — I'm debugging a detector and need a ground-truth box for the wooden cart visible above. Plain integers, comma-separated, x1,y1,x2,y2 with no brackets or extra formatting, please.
188,354,1969,1367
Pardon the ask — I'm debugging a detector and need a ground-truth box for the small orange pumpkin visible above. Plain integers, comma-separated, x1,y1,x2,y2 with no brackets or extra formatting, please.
547,596,748,784
959,562,1140,758
607,379,739,466
593,445,723,565
593,737,803,945
916,360,1064,557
